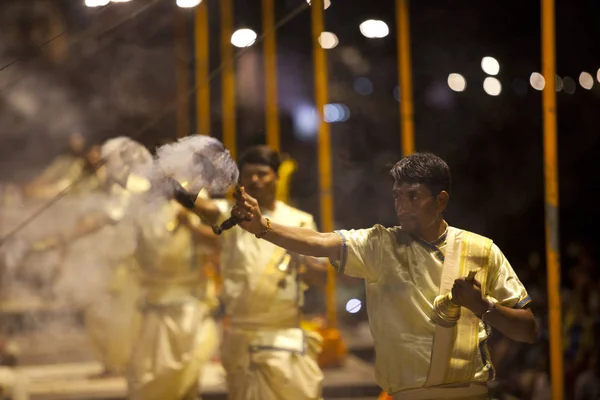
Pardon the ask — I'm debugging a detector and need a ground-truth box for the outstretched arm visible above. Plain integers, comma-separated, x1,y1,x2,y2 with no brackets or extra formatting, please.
232,187,341,261
31,212,112,252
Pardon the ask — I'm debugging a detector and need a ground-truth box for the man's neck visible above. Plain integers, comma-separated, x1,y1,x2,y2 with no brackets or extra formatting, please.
418,219,447,243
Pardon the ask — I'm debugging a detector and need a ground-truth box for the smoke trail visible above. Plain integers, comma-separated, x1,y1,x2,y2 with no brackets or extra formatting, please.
152,135,239,197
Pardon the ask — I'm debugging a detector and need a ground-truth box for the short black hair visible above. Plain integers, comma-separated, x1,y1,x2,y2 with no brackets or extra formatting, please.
389,152,451,195
238,145,281,173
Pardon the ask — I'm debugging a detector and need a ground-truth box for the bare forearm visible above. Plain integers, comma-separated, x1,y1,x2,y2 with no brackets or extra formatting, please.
263,219,340,260
482,305,538,343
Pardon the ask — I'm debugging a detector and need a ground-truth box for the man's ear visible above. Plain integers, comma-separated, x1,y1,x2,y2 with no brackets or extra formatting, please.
437,190,449,213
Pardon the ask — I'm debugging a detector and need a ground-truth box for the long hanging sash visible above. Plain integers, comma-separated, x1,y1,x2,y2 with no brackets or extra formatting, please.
230,244,291,318
424,228,460,386
445,233,492,383
230,218,307,320
425,230,492,386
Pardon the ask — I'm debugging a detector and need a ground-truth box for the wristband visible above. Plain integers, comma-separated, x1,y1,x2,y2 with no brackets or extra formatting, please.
255,217,271,239
480,298,497,322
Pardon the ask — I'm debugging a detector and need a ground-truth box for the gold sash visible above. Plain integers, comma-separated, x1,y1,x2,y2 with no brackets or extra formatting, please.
230,217,308,321
425,230,493,386
230,245,291,317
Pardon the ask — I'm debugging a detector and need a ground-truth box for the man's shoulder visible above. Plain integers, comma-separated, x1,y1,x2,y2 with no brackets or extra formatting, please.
450,227,498,257
338,224,400,242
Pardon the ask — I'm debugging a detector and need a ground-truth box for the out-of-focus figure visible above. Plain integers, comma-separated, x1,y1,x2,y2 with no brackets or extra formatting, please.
0,134,103,301
126,178,220,400
31,136,221,397
22,133,100,200
28,137,150,375
72,137,150,376
575,341,600,400
179,146,327,400
563,244,599,395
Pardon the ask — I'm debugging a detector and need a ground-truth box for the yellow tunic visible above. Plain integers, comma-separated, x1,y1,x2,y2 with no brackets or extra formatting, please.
333,225,530,398
214,200,324,400
127,200,218,400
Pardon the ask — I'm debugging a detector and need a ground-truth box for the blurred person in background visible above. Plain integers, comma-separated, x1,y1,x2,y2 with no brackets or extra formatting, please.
228,152,538,400
563,243,600,396
487,252,550,399
22,132,101,200
126,154,220,400
574,335,600,400
66,137,150,377
176,145,328,400
0,137,103,301
25,137,151,377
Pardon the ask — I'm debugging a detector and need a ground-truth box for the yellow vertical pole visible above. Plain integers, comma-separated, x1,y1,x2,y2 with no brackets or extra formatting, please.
195,1,210,136
175,7,190,139
47,1,67,63
220,0,236,159
311,0,337,329
395,0,415,156
541,0,563,398
262,0,280,151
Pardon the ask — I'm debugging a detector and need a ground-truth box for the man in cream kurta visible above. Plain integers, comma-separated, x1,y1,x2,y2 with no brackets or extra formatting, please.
228,152,539,400
25,137,149,375
214,199,324,400
71,138,150,375
333,224,530,398
182,146,326,400
128,192,219,400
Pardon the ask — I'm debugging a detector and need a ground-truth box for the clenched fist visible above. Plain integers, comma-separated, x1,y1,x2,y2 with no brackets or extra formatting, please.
451,276,488,316
231,186,267,235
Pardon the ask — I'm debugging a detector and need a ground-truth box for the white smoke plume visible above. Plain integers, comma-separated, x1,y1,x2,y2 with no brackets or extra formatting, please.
152,135,239,196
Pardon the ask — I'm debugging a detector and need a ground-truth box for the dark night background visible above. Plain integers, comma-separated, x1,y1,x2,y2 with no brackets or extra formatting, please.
0,0,599,398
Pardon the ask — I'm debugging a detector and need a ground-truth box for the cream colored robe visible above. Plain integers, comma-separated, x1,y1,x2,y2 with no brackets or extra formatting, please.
333,225,531,400
127,200,218,400
82,183,142,374
84,256,141,374
214,200,324,400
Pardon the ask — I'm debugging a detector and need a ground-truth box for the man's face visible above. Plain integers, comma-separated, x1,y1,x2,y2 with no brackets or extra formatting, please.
69,133,86,155
86,145,102,167
392,181,448,234
240,163,278,205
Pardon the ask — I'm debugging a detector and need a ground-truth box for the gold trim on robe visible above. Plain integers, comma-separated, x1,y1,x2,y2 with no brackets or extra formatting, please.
214,200,325,400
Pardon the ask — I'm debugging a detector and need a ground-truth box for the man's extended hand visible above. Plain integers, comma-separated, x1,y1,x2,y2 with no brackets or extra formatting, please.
451,277,488,316
231,187,265,235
